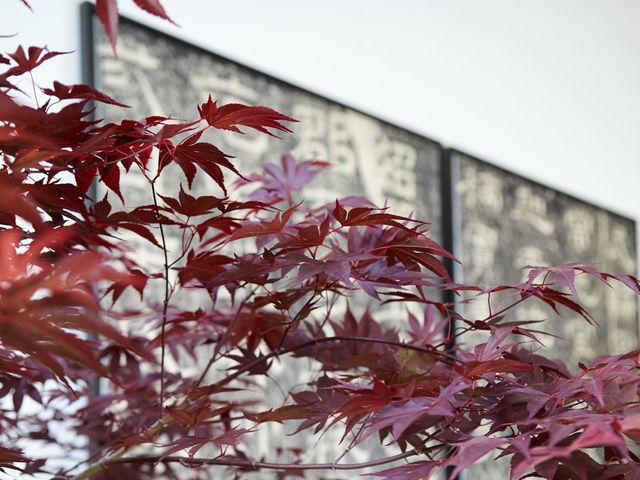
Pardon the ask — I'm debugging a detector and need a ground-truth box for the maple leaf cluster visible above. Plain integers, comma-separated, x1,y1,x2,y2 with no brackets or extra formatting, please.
2,2,640,480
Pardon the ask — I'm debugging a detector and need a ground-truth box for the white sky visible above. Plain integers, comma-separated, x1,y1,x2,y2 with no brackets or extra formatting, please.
3,0,639,246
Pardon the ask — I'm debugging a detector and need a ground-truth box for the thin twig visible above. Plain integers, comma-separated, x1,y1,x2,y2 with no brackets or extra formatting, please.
276,285,319,350
168,224,197,268
481,295,528,322
28,71,39,108
150,180,170,413
194,288,257,388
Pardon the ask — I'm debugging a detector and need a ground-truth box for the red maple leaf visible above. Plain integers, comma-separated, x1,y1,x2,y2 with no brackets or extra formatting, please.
198,95,297,137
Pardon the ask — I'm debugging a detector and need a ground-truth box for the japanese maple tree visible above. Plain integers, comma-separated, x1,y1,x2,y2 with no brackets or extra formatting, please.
2,2,640,479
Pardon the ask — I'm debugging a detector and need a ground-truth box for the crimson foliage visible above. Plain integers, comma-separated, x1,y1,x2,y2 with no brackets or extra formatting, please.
2,2,640,479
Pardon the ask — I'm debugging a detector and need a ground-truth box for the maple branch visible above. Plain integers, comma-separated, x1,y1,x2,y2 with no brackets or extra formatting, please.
72,426,439,479
150,180,171,413
105,445,439,471
207,335,460,391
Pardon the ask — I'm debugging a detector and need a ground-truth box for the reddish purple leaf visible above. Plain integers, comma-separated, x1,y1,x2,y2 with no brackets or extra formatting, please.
41,81,129,107
198,95,297,137
132,0,173,22
5,46,68,77
367,461,439,480
95,0,119,54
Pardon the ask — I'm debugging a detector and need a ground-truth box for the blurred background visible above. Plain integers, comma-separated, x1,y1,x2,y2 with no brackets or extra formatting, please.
2,3,638,477
2,0,639,257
